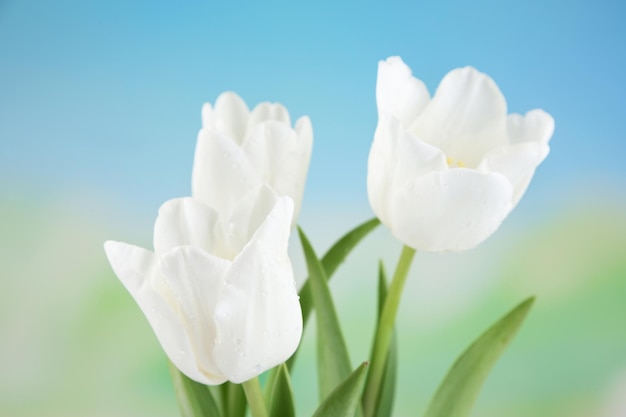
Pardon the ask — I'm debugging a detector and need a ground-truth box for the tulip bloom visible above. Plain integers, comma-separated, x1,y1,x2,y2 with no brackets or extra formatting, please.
104,193,302,384
368,56,554,251
193,92,313,227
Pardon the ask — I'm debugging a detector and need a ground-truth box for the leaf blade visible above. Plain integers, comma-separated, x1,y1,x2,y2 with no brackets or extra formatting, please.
168,361,222,417
371,261,398,417
312,362,369,417
289,217,379,370
423,297,535,417
220,382,246,417
268,364,296,417
298,227,353,400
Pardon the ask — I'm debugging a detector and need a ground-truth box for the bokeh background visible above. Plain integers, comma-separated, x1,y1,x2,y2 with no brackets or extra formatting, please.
1,1,625,416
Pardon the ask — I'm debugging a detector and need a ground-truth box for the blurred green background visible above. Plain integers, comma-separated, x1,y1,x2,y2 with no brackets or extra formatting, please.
1,1,625,416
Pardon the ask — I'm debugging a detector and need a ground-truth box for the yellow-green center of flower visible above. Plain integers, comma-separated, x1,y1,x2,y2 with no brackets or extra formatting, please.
446,157,465,168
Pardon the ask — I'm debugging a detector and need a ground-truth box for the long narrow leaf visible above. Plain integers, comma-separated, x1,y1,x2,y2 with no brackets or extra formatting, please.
263,366,279,405
289,217,379,370
312,362,369,417
220,382,245,417
168,361,221,417
298,227,352,400
371,261,398,417
423,297,535,417
268,364,296,417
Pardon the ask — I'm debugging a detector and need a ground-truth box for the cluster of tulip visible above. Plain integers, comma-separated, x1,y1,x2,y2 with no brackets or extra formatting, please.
105,56,553,417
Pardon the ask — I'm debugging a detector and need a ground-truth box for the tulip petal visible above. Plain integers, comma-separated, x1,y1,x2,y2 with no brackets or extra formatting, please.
507,109,554,145
243,120,311,226
293,116,314,221
247,102,292,135
213,197,302,383
104,241,222,384
368,117,447,225
377,56,430,127
211,92,250,145
411,67,507,167
192,128,263,217
367,117,398,225
201,102,214,130
154,197,230,258
158,245,232,383
224,185,279,255
479,142,550,206
390,170,513,251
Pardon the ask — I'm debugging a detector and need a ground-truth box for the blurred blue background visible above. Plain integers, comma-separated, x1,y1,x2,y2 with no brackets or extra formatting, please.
1,1,625,416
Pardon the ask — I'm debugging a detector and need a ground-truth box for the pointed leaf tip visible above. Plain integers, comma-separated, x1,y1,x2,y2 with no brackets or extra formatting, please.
268,364,296,417
312,362,369,417
423,297,536,417
289,218,380,370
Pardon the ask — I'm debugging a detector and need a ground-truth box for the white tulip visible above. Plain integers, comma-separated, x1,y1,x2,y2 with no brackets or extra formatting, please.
193,92,313,227
368,56,554,252
104,192,302,384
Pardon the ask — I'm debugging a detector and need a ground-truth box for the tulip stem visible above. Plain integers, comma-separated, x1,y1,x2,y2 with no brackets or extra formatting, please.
242,377,268,417
362,244,416,417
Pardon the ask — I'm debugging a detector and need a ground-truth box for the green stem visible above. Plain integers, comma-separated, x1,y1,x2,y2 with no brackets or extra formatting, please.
242,377,268,417
362,245,416,417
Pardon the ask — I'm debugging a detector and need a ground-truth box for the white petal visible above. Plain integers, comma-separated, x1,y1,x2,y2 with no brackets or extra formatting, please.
376,56,430,127
293,116,314,223
104,241,224,384
507,109,554,145
192,128,263,217
158,246,231,383
201,103,214,129
242,120,310,226
479,142,549,205
411,66,508,167
224,185,280,255
212,197,301,383
153,197,229,258
367,116,398,225
368,117,447,226
213,92,250,145
246,102,291,136
389,170,513,251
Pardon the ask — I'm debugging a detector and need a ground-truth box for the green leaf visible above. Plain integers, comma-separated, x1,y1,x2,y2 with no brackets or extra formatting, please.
423,297,536,417
219,382,246,417
362,245,415,417
168,361,221,417
370,261,398,417
263,366,279,405
268,364,296,417
289,217,379,370
298,227,353,400
312,362,369,417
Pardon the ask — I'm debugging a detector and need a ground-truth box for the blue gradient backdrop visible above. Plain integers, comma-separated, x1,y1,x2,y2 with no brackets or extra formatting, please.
2,0,625,212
